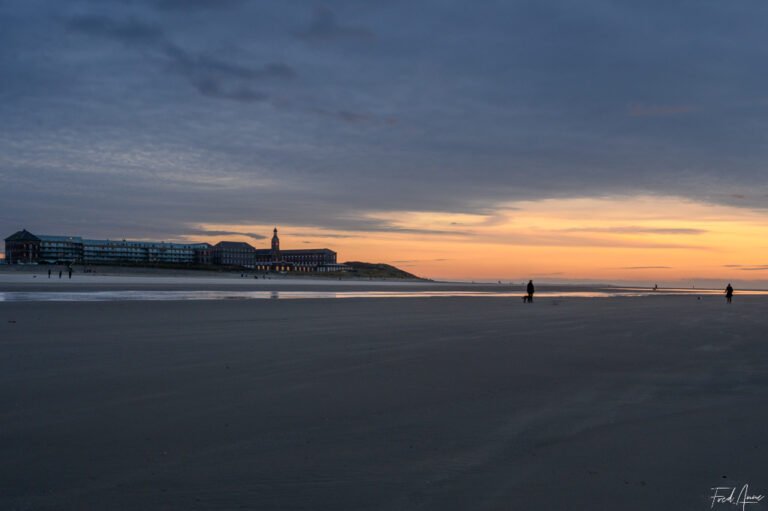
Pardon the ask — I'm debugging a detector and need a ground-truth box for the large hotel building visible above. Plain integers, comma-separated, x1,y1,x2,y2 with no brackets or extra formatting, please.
3,228,349,272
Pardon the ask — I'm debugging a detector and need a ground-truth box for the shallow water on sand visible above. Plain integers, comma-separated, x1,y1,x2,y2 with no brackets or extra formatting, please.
1,288,766,302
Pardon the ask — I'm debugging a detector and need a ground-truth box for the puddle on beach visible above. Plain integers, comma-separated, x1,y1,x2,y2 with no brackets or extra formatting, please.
1,288,767,302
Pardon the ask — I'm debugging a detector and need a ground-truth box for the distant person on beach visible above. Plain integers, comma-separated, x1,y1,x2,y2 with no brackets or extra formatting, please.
68,269,72,279
58,270,62,279
526,280,535,303
653,283,658,291
725,283,734,304
48,269,51,278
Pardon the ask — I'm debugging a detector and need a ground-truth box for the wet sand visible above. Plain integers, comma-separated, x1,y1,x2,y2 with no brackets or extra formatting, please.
0,268,690,295
1,293,766,510
0,267,437,293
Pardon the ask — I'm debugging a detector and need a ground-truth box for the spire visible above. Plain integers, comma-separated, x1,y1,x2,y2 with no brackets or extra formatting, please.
271,226,280,255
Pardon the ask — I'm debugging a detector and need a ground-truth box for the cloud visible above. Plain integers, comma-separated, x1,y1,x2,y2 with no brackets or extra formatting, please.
163,44,295,82
152,0,244,11
298,6,375,43
560,226,707,235
67,14,293,103
184,229,267,241
192,79,268,102
163,45,294,102
628,103,696,117
336,222,474,237
80,0,244,11
488,232,707,250
66,15,164,43
335,111,368,123
618,266,673,270
289,232,357,239
304,106,393,125
724,264,768,271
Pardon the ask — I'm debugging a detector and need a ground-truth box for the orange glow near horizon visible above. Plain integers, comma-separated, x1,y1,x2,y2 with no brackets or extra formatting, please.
181,195,768,284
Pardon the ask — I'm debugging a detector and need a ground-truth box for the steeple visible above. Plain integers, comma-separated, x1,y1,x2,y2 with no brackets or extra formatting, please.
271,227,280,257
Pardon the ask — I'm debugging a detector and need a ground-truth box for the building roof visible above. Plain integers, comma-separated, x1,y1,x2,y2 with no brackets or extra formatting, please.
281,248,336,255
214,241,256,251
254,248,334,255
5,229,40,242
38,235,83,243
82,239,199,249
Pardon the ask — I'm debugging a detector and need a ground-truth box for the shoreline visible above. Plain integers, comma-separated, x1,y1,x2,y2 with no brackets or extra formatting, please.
2,265,756,293
2,287,765,303
3,264,760,293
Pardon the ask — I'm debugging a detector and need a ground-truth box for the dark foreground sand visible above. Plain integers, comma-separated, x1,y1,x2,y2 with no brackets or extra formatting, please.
1,295,767,510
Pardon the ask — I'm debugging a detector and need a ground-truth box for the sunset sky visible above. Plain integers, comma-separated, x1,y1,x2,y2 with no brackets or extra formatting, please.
2,1,768,283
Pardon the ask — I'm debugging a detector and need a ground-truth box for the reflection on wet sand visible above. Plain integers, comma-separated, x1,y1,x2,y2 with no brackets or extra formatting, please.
2,288,767,302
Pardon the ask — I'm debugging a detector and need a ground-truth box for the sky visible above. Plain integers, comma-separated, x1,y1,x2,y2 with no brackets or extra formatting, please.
2,0,768,283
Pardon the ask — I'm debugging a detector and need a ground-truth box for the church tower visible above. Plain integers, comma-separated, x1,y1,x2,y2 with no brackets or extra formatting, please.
271,227,280,262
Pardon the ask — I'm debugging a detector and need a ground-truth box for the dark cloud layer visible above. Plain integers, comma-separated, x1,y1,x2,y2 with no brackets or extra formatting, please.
2,0,768,242
67,15,164,41
298,6,375,43
66,14,295,103
153,0,244,11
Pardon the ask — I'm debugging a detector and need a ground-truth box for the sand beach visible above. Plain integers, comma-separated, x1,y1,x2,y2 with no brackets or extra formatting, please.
1,271,766,510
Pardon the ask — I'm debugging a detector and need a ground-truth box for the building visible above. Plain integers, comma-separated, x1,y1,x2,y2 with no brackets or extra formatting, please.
81,239,208,265
4,228,349,272
40,235,83,263
3,230,84,264
211,241,256,268
3,229,211,266
4,230,42,264
193,243,213,265
254,228,341,272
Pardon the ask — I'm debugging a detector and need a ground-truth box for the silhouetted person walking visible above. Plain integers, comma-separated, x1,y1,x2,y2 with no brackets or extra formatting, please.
526,280,535,303
58,270,62,279
48,269,51,279
68,269,72,279
725,283,734,304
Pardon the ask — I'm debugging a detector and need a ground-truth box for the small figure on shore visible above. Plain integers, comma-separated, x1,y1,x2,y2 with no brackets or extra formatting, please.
48,269,51,279
526,280,535,303
58,270,62,279
68,269,72,279
725,283,734,304
653,283,658,291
